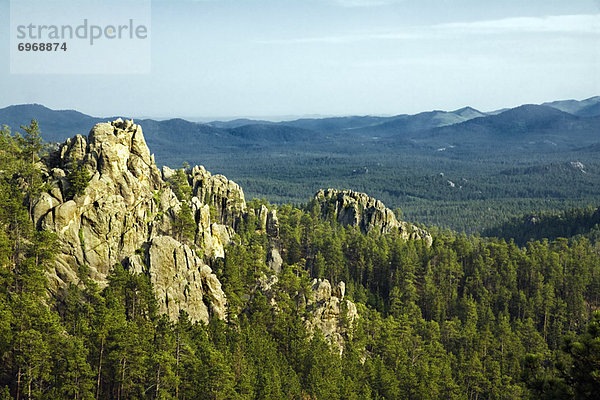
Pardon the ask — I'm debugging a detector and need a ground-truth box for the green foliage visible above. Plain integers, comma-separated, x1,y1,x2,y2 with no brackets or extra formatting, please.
66,160,91,198
164,137,600,234
17,120,47,213
484,206,600,246
209,203,219,223
393,207,403,221
1,188,599,398
168,169,192,202
558,312,600,398
20,120,43,165
167,168,197,243
173,202,196,243
164,167,198,244
1,121,600,398
0,123,66,398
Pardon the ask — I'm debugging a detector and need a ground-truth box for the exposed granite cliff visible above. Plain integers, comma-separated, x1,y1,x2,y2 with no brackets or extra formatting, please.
126,236,226,322
34,119,240,323
314,189,432,246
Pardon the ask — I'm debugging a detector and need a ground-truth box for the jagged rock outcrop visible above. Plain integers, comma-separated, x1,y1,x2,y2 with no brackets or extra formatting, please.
314,189,432,246
256,274,280,308
258,205,269,232
35,118,241,323
125,236,226,322
266,247,283,274
188,165,246,229
266,209,279,238
37,119,165,286
255,274,357,352
256,205,283,273
265,209,283,273
160,164,244,260
306,279,358,353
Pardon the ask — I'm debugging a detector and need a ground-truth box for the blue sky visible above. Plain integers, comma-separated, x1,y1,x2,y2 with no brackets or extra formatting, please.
1,0,599,119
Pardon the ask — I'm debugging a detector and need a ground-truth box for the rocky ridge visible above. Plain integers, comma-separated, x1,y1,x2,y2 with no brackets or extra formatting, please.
34,119,243,323
314,189,432,246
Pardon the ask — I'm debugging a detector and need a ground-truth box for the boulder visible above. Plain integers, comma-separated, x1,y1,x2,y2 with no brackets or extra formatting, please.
334,281,345,300
32,192,60,228
311,278,332,303
266,210,279,238
258,205,269,232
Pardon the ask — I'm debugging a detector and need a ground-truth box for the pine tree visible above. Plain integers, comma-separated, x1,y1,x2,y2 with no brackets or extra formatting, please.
173,202,196,243
66,160,91,199
19,120,45,215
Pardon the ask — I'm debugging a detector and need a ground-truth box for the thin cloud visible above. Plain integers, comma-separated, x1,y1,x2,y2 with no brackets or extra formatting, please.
333,0,406,7
434,14,600,35
255,32,418,44
352,56,499,68
256,14,599,45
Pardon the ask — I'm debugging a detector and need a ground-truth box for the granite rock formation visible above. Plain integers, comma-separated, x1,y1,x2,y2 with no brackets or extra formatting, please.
314,189,432,246
306,278,357,352
34,119,241,323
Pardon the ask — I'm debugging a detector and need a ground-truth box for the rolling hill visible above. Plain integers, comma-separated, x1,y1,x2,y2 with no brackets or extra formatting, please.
2,99,598,155
0,104,103,142
412,105,600,152
542,95,600,116
351,107,487,138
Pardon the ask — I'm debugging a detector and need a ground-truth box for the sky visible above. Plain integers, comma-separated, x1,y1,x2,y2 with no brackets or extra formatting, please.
1,0,599,120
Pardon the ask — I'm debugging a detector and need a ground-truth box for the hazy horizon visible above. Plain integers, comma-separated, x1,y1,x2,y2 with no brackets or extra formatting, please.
5,93,598,123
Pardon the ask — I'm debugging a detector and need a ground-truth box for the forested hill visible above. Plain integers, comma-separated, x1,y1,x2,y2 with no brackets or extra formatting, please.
0,119,599,399
484,206,600,245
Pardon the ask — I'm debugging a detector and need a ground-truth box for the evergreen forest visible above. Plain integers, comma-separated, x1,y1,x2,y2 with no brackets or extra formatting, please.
0,121,599,399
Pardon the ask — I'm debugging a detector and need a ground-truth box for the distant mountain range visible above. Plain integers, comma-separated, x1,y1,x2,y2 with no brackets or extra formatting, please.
542,96,600,116
410,104,600,152
350,107,488,138
1,96,599,164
